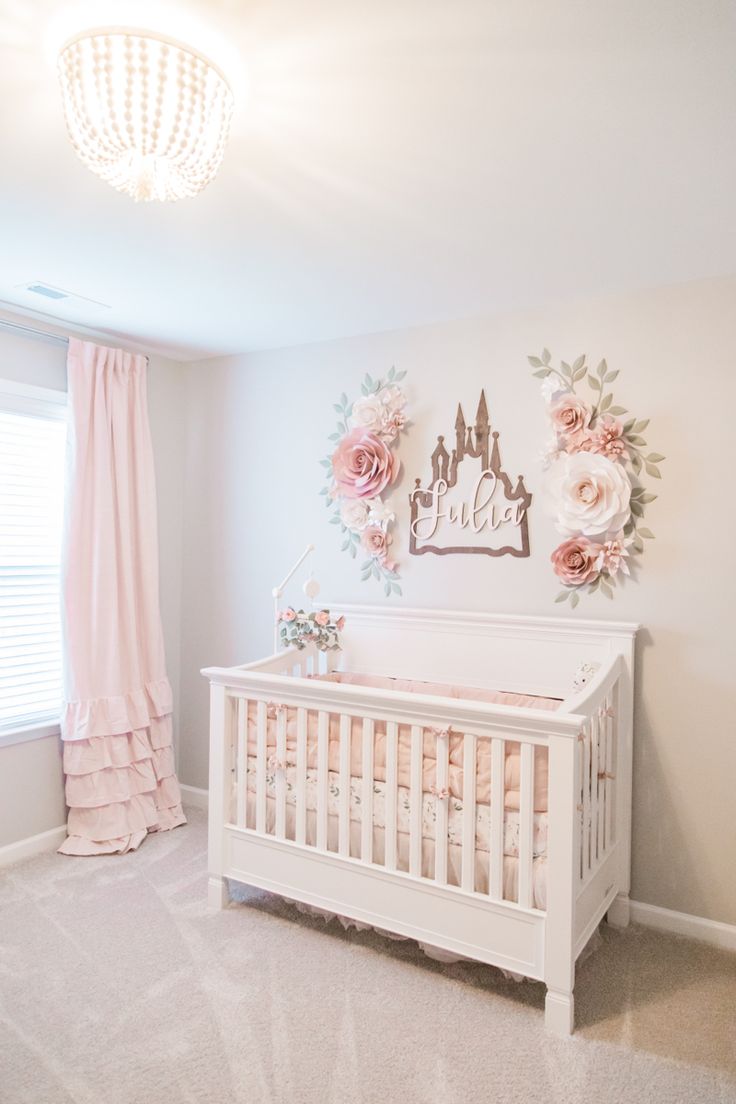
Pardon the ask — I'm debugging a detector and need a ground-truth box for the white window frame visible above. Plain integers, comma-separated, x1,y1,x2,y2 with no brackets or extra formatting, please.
0,377,67,748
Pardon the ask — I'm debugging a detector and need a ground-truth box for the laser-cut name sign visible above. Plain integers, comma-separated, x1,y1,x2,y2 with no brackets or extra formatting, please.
409,390,532,558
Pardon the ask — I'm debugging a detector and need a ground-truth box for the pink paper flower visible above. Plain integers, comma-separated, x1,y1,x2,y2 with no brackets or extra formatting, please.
551,536,600,587
361,525,392,562
281,607,296,622
314,610,330,626
590,416,628,461
550,395,593,449
335,615,346,631
332,429,399,500
381,410,406,441
596,537,631,577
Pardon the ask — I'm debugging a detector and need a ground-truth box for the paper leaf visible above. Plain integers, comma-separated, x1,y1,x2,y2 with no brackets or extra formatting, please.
604,369,619,383
608,405,628,415
333,403,343,414
623,418,635,432
630,501,644,517
638,493,657,504
633,419,650,432
528,356,543,367
596,359,607,378
600,393,612,412
632,453,642,474
632,536,644,553
542,348,551,365
627,434,647,445
340,539,350,551
573,354,586,371
588,377,602,391
533,368,551,378
573,366,587,381
639,528,655,539
329,515,341,525
645,463,661,479
600,581,614,599
394,370,407,381
646,452,665,463
555,591,569,603
561,361,572,377
349,544,357,558
569,590,580,608
392,584,403,596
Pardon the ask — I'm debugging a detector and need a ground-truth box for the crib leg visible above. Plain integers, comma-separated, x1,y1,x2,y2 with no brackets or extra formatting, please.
545,989,574,1036
208,875,230,910
606,892,630,929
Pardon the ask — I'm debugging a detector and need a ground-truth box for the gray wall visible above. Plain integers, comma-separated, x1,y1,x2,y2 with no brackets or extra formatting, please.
177,276,736,927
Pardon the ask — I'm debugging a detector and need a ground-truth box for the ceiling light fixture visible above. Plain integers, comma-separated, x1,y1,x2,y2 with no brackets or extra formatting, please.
57,27,234,202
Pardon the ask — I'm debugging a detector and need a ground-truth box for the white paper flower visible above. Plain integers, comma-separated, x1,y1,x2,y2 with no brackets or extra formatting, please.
539,436,564,470
546,452,631,537
367,497,395,526
540,377,570,404
378,384,407,418
350,395,384,433
340,499,370,531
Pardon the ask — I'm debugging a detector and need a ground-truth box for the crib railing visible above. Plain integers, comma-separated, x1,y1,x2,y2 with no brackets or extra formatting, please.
211,651,622,913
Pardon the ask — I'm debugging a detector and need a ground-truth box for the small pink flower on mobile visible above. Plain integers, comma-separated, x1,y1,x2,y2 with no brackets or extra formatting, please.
314,610,330,627
282,607,297,622
335,616,345,631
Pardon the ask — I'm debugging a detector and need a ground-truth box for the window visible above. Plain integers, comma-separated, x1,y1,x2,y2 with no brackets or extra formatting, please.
0,379,67,742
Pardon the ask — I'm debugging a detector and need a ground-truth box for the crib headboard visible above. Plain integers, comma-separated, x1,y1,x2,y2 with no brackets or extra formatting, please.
328,604,639,701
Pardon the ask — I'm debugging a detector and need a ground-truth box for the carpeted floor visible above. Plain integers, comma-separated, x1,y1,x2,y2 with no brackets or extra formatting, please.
1,807,734,1104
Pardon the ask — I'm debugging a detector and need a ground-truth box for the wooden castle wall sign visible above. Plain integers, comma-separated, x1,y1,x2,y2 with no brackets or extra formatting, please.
409,391,532,558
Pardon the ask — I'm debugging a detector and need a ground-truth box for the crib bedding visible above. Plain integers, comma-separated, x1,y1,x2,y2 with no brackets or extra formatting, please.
245,671,560,813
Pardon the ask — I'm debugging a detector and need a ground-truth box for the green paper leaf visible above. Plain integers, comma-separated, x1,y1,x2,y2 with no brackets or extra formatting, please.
349,544,357,558
634,419,650,432
604,369,619,383
533,368,551,378
639,528,655,539
542,348,551,365
388,366,396,381
632,536,644,553
340,539,350,551
600,581,614,599
608,405,628,415
573,367,587,382
627,435,647,446
384,581,391,596
600,393,612,412
570,591,580,609
638,493,657,504
623,418,635,432
630,500,644,517
588,377,602,391
632,453,642,474
528,356,543,367
329,515,341,525
597,359,607,378
561,361,572,377
646,453,665,463
333,403,343,414
554,591,569,603
573,354,586,372
645,463,661,479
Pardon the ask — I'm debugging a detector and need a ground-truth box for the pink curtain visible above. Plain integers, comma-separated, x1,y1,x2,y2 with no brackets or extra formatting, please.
58,338,185,855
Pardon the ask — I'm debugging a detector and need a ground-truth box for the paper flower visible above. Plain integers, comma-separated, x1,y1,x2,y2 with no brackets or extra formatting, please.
340,499,370,531
547,451,631,537
350,394,385,434
551,536,600,586
549,395,593,449
361,525,392,562
331,428,399,500
591,416,628,462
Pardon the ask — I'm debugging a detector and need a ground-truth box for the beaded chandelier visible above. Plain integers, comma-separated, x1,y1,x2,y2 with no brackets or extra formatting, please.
57,29,234,202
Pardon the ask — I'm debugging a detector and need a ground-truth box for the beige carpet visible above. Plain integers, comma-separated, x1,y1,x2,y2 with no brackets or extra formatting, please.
1,807,734,1104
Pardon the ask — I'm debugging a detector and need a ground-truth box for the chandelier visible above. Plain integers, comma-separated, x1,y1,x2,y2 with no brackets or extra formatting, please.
57,28,234,202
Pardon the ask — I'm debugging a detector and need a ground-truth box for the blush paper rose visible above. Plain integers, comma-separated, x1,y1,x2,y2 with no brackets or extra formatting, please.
551,537,600,587
332,428,399,500
546,451,631,538
549,395,592,448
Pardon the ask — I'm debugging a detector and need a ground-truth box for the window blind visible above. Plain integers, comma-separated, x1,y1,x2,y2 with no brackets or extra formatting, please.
0,382,67,735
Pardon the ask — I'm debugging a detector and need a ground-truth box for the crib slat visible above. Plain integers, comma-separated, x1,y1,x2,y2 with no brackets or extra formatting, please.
236,699,247,828
409,725,423,877
590,713,600,865
605,697,614,852
434,729,449,886
338,714,351,857
597,708,607,858
316,711,329,851
518,742,534,908
255,700,267,835
489,737,504,901
274,706,287,840
361,718,374,863
461,734,476,893
295,708,307,846
582,721,591,875
385,721,398,871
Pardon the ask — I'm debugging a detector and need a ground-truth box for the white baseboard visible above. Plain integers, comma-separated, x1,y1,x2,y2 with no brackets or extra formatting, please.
631,900,736,953
0,825,67,868
180,784,209,810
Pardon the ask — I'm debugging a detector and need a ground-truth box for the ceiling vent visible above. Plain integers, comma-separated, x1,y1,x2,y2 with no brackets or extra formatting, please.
15,282,111,311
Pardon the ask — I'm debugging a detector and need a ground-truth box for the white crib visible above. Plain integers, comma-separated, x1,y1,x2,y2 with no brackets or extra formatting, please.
202,605,638,1035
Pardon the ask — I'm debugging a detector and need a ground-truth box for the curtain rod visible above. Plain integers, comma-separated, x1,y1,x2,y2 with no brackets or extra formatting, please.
0,318,69,346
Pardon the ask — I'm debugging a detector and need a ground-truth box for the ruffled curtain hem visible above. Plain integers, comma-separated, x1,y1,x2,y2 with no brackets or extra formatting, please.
61,678,173,742
59,709,186,856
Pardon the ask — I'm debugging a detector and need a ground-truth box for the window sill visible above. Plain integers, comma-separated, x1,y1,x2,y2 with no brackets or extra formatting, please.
0,722,61,749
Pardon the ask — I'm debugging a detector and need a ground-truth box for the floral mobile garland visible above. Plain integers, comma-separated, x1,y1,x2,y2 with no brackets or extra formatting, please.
529,349,664,607
320,368,408,596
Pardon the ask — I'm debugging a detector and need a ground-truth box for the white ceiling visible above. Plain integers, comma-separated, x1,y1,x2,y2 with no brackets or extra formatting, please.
0,0,734,360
